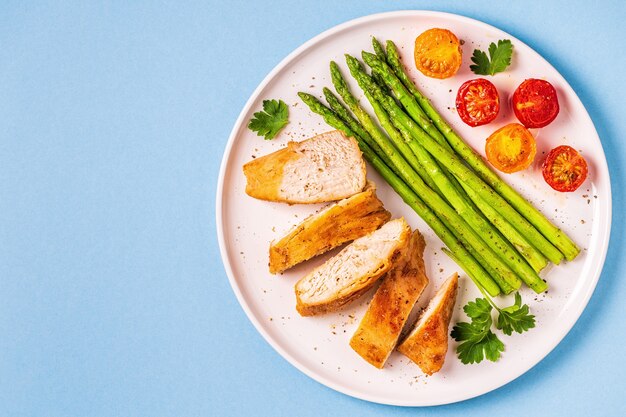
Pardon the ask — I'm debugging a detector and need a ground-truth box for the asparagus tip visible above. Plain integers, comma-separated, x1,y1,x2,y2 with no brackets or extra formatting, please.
344,54,360,69
297,91,313,101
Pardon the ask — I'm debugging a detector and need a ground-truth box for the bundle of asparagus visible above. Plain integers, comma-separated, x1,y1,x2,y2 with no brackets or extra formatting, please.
298,38,579,297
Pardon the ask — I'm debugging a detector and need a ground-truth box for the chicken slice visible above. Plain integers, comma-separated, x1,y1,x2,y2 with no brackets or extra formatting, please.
350,230,430,368
397,273,459,375
295,218,411,316
269,183,390,274
243,130,366,204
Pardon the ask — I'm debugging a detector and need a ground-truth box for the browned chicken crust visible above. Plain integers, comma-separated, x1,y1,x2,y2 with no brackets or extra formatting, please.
350,230,430,368
269,184,390,274
397,273,458,375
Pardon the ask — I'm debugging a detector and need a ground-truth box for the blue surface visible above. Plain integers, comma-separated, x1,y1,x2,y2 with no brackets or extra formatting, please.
1,1,624,416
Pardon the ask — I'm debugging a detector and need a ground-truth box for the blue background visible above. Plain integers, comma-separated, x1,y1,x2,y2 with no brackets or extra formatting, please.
1,1,624,416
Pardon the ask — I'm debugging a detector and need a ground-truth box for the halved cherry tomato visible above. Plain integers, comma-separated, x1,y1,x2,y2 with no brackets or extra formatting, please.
542,145,588,192
456,79,500,127
485,123,537,173
512,79,560,128
414,28,462,79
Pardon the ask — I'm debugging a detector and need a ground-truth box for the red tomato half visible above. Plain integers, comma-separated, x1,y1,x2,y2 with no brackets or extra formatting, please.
456,79,500,127
512,79,560,128
542,145,588,192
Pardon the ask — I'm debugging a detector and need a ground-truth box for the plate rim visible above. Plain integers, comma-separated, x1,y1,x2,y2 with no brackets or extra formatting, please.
215,10,612,406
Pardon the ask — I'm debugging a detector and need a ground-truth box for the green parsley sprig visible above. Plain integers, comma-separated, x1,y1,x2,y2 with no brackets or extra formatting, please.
451,291,535,364
470,39,513,76
248,99,289,140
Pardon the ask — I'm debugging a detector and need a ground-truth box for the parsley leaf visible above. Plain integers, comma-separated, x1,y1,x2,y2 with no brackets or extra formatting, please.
452,298,505,364
452,292,535,364
496,292,536,336
482,331,506,362
464,297,492,324
248,99,289,140
469,50,491,75
451,323,504,364
470,39,513,76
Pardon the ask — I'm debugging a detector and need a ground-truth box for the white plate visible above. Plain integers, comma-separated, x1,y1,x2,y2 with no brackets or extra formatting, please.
216,11,611,406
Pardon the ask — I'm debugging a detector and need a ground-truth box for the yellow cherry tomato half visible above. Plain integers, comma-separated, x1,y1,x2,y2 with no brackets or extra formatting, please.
414,28,462,79
485,123,537,173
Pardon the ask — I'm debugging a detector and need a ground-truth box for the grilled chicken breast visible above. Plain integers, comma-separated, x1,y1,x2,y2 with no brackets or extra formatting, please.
269,183,390,274
243,130,366,204
397,272,459,375
295,218,411,316
350,230,430,368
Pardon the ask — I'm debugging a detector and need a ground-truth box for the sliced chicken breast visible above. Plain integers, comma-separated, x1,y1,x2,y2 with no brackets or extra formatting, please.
350,230,430,368
295,218,411,316
397,272,459,375
243,130,366,204
269,183,390,274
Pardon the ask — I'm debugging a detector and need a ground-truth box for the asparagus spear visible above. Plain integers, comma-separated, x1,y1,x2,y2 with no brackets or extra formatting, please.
360,53,547,291
327,64,520,293
363,51,445,146
371,37,409,108
398,118,549,291
372,68,515,295
364,89,442,195
368,46,485,203
337,57,454,203
371,36,387,61
384,40,580,261
382,42,454,150
346,53,564,267
387,109,550,276
363,140,503,297
377,47,549,272
297,91,501,296
328,62,435,191
457,180,549,273
348,57,548,293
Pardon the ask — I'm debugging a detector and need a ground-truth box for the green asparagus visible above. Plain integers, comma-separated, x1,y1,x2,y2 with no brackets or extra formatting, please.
380,44,549,271
347,53,564,267
328,62,436,192
457,180,549,273
361,52,547,291
332,60,521,293
385,40,579,261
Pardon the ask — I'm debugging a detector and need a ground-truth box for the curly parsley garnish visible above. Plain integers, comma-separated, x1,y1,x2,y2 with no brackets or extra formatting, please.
470,39,513,76
248,99,289,140
451,292,535,364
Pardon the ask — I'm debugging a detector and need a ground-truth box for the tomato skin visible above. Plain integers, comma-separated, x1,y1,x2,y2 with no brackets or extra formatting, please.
414,28,462,79
512,79,560,128
542,145,588,192
485,123,537,173
456,79,500,127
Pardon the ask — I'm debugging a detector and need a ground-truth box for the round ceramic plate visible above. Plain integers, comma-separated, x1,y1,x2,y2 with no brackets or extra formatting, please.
216,11,611,406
